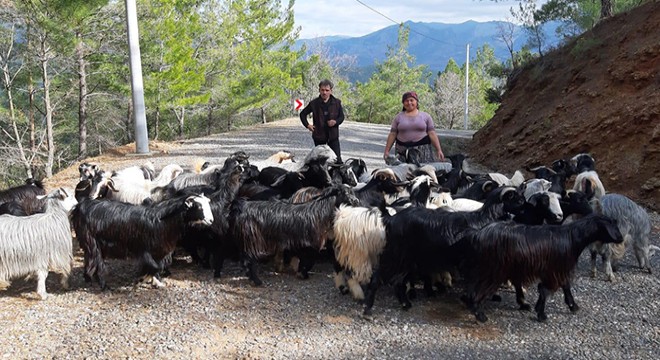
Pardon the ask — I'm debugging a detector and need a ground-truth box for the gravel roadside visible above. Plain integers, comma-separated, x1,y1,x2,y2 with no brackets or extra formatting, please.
2,118,659,359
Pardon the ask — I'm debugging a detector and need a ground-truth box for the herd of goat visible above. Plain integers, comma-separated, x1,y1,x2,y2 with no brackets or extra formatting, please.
0,145,656,323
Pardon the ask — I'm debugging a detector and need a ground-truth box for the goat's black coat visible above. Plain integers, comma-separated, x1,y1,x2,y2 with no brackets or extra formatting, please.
0,178,47,215
175,161,245,271
362,187,525,315
461,214,623,322
227,185,360,285
71,194,212,289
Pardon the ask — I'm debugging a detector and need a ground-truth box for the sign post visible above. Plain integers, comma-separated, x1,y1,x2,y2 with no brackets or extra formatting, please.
294,99,304,111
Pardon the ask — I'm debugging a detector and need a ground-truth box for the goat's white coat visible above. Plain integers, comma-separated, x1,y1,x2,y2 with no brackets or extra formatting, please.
332,205,386,300
573,170,606,199
0,190,75,299
107,163,184,204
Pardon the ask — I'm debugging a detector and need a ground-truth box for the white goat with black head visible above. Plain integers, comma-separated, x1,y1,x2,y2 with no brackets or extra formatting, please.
0,188,77,299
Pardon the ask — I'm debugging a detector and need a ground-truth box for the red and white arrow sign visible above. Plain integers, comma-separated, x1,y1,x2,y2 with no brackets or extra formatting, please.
294,99,304,111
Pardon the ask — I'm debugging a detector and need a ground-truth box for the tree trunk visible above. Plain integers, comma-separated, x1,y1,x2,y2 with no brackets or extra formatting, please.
27,21,36,153
76,32,88,159
126,99,133,143
601,0,614,19
206,101,213,136
261,106,267,124
154,105,160,140
40,36,54,178
1,39,33,178
175,106,185,139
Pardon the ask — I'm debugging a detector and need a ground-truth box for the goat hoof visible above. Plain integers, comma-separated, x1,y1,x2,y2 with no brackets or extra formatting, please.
491,294,502,302
475,312,488,323
569,303,580,313
401,302,412,311
537,312,548,322
338,286,349,295
519,304,531,311
460,295,473,307
252,279,263,287
407,289,417,300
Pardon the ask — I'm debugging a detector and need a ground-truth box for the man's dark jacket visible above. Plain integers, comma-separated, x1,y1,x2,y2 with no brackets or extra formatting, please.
299,95,344,142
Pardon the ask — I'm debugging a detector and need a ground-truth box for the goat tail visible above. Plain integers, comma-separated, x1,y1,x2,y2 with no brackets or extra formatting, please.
610,240,627,261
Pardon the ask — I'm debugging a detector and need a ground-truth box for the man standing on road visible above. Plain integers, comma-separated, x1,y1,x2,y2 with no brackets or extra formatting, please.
299,79,345,163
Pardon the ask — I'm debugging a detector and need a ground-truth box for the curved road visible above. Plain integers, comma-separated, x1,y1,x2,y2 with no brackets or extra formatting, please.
163,118,475,171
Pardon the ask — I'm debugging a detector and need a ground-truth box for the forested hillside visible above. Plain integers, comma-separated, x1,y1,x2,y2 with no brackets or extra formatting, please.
469,1,660,210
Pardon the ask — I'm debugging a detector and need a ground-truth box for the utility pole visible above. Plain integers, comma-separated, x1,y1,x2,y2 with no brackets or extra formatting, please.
125,0,149,154
464,43,470,130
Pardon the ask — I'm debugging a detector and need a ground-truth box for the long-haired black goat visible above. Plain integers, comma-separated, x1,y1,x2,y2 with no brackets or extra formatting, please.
227,184,360,285
362,187,525,315
461,214,623,322
70,194,214,290
174,160,245,274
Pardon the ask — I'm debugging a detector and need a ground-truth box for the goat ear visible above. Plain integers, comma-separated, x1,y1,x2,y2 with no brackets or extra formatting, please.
605,218,621,241
583,179,595,199
184,196,195,208
482,180,495,193
106,179,119,192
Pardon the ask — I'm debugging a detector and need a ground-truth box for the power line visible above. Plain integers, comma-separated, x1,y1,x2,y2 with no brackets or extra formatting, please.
354,0,465,49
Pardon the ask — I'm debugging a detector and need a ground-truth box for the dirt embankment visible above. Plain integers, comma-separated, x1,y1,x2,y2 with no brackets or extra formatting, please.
469,1,660,210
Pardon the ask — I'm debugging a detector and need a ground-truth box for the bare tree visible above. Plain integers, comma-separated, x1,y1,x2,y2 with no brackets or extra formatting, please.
300,38,356,101
495,18,520,69
511,0,546,57
432,72,465,130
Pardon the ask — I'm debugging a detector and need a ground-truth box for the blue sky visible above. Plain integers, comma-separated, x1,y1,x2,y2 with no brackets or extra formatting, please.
294,0,543,39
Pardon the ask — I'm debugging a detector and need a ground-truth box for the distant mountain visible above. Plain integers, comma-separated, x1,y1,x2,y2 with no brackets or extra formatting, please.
295,20,562,82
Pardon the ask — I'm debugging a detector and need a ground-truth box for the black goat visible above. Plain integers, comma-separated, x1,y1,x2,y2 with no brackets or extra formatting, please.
227,185,360,285
461,214,623,322
71,194,214,290
0,178,47,215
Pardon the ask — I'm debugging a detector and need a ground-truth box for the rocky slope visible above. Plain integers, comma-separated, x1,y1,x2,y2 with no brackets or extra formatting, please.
469,1,660,210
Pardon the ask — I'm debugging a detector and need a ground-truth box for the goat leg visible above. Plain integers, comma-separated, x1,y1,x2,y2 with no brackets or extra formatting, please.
514,282,531,311
395,281,412,310
331,259,349,295
363,269,381,316
243,259,263,286
589,249,598,278
36,269,48,300
534,283,550,322
562,283,579,312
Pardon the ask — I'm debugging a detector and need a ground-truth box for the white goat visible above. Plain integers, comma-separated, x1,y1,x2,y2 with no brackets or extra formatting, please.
0,188,76,299
573,170,606,200
106,163,184,204
332,204,386,300
590,193,654,281
488,170,525,187
250,150,296,171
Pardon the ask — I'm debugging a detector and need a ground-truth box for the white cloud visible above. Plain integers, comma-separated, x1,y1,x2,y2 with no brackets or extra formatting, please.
294,0,542,39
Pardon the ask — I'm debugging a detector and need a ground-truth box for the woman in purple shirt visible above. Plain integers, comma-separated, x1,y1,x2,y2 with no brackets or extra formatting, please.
383,91,445,163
